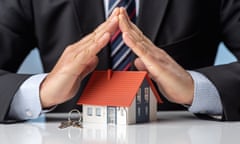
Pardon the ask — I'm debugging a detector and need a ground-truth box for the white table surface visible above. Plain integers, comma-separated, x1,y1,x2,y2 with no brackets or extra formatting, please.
1,111,240,144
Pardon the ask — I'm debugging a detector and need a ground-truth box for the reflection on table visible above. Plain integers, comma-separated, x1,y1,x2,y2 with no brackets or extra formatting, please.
0,111,240,144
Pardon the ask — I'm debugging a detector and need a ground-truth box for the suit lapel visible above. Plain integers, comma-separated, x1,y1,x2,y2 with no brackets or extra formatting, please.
72,0,105,34
72,0,110,69
137,0,169,42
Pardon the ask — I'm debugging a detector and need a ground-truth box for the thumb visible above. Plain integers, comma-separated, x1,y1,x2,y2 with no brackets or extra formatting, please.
134,58,147,71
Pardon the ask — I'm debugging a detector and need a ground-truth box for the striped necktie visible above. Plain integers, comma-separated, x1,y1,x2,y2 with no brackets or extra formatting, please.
108,0,136,70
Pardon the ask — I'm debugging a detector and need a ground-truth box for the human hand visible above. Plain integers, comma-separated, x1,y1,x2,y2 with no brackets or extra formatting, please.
118,8,194,105
39,9,120,108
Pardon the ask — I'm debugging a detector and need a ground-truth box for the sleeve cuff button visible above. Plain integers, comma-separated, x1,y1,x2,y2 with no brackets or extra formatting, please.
26,109,33,117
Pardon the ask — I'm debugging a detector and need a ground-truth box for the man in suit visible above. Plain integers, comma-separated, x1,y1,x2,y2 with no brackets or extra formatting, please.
0,0,240,122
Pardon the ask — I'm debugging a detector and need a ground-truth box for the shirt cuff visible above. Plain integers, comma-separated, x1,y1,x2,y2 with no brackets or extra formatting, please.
188,71,223,115
8,74,48,120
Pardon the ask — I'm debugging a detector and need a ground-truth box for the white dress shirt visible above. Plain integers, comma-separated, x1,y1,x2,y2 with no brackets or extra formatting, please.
8,0,223,120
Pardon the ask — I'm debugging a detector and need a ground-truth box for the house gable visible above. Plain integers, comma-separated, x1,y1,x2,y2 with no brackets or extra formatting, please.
136,78,150,123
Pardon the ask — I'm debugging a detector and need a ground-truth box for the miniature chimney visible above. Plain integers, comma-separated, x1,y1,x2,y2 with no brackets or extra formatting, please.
107,69,113,80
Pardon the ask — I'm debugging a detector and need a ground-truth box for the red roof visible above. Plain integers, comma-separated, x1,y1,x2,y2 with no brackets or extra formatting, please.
77,70,162,107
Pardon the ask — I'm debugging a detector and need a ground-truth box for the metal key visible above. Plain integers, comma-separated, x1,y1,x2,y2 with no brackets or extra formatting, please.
58,120,73,129
58,109,83,129
72,120,83,128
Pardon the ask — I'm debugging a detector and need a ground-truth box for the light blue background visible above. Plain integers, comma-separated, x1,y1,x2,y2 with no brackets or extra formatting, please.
17,43,237,74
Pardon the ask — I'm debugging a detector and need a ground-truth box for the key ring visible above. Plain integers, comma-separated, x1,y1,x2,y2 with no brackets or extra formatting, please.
68,109,82,123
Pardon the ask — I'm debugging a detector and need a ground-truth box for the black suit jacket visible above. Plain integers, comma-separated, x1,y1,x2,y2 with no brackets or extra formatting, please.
0,0,240,121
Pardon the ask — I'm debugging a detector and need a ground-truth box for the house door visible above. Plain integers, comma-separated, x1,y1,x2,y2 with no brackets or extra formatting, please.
107,107,116,124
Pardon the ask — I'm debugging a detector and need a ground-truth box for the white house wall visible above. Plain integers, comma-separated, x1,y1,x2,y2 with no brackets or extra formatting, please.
149,89,157,121
127,98,136,124
83,105,107,124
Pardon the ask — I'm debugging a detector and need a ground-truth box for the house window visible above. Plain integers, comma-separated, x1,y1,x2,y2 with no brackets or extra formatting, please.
87,107,93,116
145,106,149,116
144,87,149,103
138,107,141,117
137,88,141,103
96,108,101,117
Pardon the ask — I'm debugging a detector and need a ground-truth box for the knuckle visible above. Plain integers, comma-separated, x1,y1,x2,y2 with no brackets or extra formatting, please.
65,44,74,52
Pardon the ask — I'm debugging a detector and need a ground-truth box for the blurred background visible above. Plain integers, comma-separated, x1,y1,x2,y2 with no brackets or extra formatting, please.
17,43,237,74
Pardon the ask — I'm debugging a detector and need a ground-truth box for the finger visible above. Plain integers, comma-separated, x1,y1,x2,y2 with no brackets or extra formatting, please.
122,32,161,76
120,8,154,49
118,11,146,51
120,8,134,29
71,17,117,57
122,32,148,58
119,13,146,49
119,11,131,32
71,31,110,59
134,58,147,71
119,14,142,44
93,32,111,52
75,32,110,62
72,12,119,50
120,18,158,60
88,16,118,54
123,31,157,73
94,8,119,36
95,16,119,40
119,8,153,59
134,58,156,81
120,8,135,26
120,8,142,37
108,7,120,21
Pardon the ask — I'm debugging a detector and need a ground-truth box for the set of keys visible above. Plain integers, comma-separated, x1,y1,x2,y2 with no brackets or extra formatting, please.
58,109,83,129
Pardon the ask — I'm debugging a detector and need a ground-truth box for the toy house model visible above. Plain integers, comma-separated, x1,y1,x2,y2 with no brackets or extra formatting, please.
77,70,163,125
